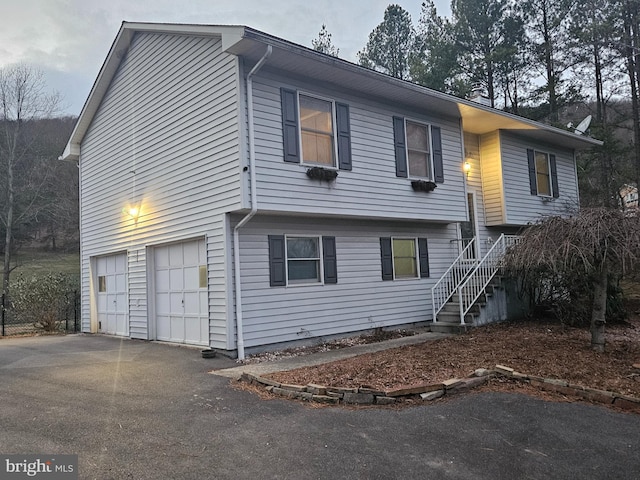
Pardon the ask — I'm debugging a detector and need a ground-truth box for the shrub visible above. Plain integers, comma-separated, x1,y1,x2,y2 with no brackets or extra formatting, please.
10,273,79,332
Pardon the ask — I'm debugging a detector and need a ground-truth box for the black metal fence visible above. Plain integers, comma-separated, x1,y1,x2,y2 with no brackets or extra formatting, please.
1,291,81,337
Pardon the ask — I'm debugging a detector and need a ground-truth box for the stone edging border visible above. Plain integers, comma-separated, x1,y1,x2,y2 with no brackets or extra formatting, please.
239,364,640,412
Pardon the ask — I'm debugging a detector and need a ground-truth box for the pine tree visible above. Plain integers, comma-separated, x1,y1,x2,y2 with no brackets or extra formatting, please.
312,24,339,57
357,4,415,80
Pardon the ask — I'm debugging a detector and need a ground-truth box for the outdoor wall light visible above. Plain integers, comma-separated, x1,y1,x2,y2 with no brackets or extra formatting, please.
123,203,141,222
463,161,471,177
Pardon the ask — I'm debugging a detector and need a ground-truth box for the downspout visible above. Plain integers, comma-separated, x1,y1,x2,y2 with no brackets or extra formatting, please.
233,45,272,360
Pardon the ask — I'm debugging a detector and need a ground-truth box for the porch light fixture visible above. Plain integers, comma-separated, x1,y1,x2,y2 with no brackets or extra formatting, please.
463,161,471,177
123,203,141,222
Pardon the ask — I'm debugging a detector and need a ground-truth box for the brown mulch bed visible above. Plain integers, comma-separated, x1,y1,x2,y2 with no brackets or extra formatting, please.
265,314,640,400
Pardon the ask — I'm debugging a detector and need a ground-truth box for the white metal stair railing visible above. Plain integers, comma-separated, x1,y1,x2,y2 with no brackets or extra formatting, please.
431,237,478,323
455,234,521,325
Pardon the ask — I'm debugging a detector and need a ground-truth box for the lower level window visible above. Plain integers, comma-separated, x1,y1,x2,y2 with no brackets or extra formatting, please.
287,236,321,284
392,238,418,278
380,237,429,280
268,235,337,286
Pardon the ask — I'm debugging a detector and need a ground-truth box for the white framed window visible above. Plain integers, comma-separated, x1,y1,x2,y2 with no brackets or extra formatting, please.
286,236,323,285
298,93,337,167
405,120,432,179
535,150,552,197
392,238,419,279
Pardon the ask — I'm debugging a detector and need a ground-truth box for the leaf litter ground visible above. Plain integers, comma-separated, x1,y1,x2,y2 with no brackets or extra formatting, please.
244,303,640,407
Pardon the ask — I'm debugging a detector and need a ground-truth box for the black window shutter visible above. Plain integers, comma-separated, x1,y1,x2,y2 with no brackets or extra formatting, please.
393,116,408,178
322,237,338,284
280,88,300,163
431,126,444,183
380,237,393,281
336,103,352,171
268,235,286,286
418,238,430,278
549,154,559,198
527,148,537,195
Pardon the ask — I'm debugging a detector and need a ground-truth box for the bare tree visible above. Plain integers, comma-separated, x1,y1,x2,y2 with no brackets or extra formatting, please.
0,65,60,300
504,208,640,352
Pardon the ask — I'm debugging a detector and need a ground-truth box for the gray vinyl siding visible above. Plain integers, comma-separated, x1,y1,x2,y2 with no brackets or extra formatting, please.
236,215,459,349
477,131,578,227
250,73,468,223
79,32,241,348
500,131,579,225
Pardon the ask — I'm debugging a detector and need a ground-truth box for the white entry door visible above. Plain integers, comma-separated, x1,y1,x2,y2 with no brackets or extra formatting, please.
96,253,128,336
154,239,209,346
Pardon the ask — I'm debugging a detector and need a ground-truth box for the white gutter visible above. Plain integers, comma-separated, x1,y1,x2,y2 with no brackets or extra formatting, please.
233,45,272,360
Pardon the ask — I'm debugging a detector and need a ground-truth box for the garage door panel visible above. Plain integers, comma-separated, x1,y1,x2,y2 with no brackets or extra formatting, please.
157,315,170,340
184,266,199,289
169,269,184,290
200,292,208,312
170,316,183,342
155,247,169,268
184,317,207,344
183,243,199,265
115,273,126,291
96,253,128,337
114,293,127,311
154,239,208,346
156,270,169,291
97,296,107,311
169,244,183,266
183,291,200,315
169,292,183,312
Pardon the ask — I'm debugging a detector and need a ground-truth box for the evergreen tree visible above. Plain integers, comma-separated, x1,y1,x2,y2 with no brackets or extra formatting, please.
410,0,465,95
451,0,510,107
357,4,415,80
312,24,339,57
522,0,582,123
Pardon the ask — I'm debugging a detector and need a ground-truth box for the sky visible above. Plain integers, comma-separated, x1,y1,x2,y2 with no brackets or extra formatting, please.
0,0,452,116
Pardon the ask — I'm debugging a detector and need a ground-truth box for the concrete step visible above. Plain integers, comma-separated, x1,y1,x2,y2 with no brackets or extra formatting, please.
429,322,474,334
441,302,482,315
435,310,475,324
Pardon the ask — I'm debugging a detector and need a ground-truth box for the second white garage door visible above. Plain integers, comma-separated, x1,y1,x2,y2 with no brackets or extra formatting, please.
154,239,209,346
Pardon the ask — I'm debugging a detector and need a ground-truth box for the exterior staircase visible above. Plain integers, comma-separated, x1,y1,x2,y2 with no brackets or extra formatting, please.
430,234,520,334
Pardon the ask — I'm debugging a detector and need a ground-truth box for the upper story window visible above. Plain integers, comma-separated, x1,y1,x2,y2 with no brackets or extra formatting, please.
406,121,432,179
535,151,552,197
527,148,559,199
280,88,352,171
299,94,336,167
393,116,444,183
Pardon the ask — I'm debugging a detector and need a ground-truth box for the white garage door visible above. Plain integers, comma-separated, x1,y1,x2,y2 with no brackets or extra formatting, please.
154,239,209,346
96,253,128,336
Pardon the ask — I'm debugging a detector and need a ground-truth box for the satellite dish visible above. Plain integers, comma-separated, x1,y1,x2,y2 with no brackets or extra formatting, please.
574,115,592,135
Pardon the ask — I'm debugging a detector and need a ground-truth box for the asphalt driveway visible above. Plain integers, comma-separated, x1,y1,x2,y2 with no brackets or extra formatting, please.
0,335,638,479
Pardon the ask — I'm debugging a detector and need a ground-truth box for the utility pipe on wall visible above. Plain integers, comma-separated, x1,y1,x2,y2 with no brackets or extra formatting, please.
233,45,272,360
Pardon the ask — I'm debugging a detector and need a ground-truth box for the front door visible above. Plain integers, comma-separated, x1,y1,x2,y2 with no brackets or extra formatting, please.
459,192,478,260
